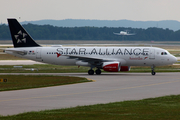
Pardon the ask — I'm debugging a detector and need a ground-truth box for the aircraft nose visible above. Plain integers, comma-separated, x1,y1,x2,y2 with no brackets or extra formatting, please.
171,55,177,63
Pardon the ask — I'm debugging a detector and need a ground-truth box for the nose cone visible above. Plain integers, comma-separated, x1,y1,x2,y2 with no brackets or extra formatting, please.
171,55,177,63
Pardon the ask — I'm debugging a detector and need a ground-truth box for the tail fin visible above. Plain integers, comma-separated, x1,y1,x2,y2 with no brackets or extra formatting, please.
7,19,40,47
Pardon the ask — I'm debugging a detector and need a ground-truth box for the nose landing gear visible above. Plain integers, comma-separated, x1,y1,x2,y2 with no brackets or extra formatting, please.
151,65,156,75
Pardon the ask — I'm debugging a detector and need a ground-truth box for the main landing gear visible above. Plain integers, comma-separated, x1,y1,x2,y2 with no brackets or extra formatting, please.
151,65,156,75
88,68,101,75
95,69,101,75
88,69,94,75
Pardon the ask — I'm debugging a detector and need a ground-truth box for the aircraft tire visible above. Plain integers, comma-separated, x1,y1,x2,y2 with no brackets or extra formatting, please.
95,69,101,75
88,70,94,75
151,71,156,75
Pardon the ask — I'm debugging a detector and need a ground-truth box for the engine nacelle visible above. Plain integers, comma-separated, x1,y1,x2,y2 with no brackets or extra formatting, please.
120,66,131,72
103,62,120,72
102,62,131,72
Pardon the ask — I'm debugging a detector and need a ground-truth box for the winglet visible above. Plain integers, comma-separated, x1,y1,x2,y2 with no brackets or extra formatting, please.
7,19,41,47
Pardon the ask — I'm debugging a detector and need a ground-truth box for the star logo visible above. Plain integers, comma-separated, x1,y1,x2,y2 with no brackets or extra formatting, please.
14,30,27,44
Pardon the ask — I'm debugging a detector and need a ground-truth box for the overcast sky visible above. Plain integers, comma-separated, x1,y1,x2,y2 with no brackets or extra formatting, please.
1,0,180,24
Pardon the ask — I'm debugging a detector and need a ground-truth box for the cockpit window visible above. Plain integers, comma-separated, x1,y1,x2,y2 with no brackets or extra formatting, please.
161,52,167,55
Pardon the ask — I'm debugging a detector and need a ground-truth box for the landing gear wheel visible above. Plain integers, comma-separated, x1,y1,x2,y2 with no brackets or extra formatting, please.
151,71,156,75
151,65,156,75
88,69,94,75
95,69,101,75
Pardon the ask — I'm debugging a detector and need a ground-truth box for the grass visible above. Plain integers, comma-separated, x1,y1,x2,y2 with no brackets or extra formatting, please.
0,54,26,60
0,95,180,119
131,65,180,73
0,64,90,73
0,75,91,91
0,64,179,73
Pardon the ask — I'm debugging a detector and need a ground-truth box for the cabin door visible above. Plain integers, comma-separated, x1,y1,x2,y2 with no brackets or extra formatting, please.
149,49,155,59
36,48,41,59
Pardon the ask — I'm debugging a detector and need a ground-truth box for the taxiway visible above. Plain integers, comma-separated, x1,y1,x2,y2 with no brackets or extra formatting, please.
0,72,180,116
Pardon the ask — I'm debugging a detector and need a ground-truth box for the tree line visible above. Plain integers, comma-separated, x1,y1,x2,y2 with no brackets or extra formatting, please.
0,23,180,41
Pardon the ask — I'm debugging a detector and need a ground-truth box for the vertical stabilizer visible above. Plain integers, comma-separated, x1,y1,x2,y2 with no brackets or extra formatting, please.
7,19,40,47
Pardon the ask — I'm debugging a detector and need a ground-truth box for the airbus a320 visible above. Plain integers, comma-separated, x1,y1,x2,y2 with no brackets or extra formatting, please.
5,19,177,75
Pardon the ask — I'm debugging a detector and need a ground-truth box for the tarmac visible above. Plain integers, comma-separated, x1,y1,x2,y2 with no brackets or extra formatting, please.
0,72,180,116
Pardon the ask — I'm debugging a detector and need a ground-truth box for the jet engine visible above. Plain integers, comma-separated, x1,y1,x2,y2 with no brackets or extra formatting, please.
102,62,130,72
102,62,120,72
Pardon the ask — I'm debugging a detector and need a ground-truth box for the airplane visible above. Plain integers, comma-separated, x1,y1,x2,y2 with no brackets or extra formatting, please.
113,31,135,35
4,19,177,75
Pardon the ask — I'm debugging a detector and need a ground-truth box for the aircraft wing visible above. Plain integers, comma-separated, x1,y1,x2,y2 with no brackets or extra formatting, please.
63,54,119,66
113,32,121,35
64,54,114,62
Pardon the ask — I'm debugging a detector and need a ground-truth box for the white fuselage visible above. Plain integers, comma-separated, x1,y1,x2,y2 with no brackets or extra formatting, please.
5,46,177,67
